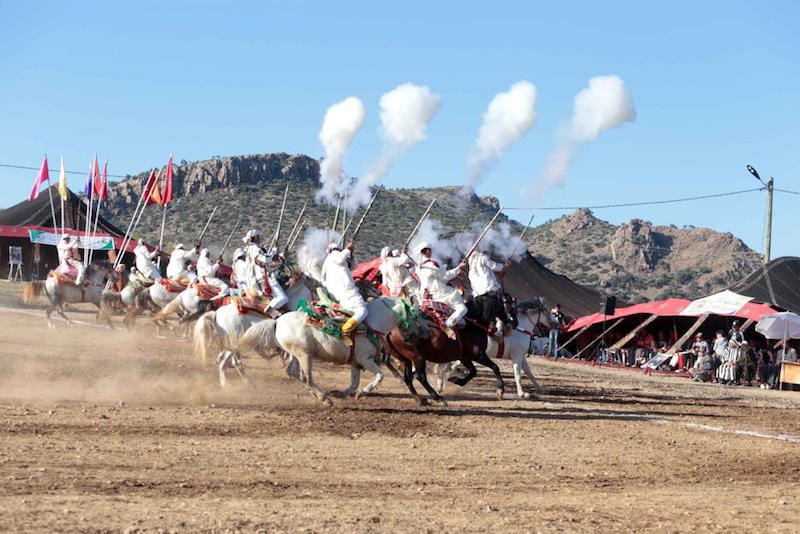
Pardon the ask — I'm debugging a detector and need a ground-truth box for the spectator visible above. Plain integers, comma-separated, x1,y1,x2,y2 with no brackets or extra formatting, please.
691,348,715,382
736,341,757,386
547,304,565,360
758,350,775,389
712,330,728,381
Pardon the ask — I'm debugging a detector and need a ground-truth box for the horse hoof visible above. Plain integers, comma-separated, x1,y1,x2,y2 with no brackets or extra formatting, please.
434,398,448,407
415,397,429,407
327,390,346,399
495,389,504,400
521,391,532,399
320,396,333,407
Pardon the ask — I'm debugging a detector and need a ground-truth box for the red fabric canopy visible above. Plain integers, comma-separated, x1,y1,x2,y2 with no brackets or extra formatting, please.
352,257,383,281
567,298,690,332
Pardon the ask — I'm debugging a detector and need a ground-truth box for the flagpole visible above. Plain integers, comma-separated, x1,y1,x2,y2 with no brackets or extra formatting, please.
156,204,168,268
88,187,103,265
83,157,95,266
60,195,65,235
113,170,151,270
45,170,58,234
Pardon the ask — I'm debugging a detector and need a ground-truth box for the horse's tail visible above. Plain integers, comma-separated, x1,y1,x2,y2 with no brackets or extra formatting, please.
23,281,45,304
193,311,218,363
235,319,282,359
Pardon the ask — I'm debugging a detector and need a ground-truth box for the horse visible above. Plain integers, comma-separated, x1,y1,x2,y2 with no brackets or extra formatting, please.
123,280,185,327
214,296,411,405
192,278,316,366
23,263,112,328
435,295,544,399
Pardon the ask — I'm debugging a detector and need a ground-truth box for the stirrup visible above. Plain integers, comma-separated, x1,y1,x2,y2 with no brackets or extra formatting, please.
442,326,456,340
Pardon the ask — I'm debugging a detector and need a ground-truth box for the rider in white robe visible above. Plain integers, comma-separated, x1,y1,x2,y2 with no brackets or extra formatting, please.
416,241,467,334
380,246,414,297
321,242,366,333
134,239,162,281
166,243,199,282
56,235,85,285
468,249,505,332
242,230,288,312
196,248,229,292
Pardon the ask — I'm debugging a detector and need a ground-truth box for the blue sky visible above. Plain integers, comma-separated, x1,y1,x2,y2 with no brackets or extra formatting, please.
1,0,798,258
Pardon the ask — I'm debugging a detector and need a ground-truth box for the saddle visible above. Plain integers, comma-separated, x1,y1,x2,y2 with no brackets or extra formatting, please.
223,295,273,317
48,270,88,288
159,278,191,294
421,299,453,328
297,299,381,352
192,282,221,300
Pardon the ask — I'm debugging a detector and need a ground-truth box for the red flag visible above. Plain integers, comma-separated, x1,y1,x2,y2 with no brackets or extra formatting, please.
28,155,50,201
162,153,174,205
97,161,108,201
143,169,163,206
92,155,101,196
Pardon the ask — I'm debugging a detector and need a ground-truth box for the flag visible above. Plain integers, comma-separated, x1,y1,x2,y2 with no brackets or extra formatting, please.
57,156,68,200
162,153,174,205
28,155,50,201
84,157,94,200
143,169,163,206
93,155,103,197
95,161,108,201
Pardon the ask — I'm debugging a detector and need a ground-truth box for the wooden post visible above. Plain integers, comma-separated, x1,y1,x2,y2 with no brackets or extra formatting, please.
666,314,709,353
610,315,658,350
573,318,625,360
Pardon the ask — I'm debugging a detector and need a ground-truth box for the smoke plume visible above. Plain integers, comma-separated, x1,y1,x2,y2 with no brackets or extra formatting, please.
463,81,538,194
317,97,367,204
297,227,343,283
407,219,527,266
347,83,441,210
533,75,636,202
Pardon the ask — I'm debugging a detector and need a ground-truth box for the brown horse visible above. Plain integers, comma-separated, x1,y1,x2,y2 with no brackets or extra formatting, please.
386,317,505,406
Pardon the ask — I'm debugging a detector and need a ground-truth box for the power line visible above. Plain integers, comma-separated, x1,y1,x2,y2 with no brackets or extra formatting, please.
504,187,764,211
0,162,132,179
775,188,800,196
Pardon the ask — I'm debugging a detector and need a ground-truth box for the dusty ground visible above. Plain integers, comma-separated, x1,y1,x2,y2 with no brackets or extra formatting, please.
1,281,799,532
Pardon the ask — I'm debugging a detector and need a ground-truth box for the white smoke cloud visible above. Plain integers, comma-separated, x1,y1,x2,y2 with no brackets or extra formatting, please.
347,83,441,210
297,227,342,283
531,75,636,202
317,97,367,204
464,81,538,193
407,219,526,267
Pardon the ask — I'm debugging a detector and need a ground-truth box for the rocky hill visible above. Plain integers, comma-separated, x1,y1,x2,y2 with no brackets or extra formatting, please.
526,208,762,301
101,153,761,302
102,153,519,262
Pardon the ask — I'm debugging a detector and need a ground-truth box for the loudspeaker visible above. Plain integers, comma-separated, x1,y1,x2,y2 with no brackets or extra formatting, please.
600,296,616,316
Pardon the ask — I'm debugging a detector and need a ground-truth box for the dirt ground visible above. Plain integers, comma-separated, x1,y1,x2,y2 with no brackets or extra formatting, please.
1,282,799,533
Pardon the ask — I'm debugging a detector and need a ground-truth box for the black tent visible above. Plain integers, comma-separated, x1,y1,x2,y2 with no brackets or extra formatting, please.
0,186,127,279
503,252,610,318
729,256,800,314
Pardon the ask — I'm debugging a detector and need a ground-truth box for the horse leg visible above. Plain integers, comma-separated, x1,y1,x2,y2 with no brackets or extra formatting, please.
448,358,477,387
329,364,362,399
217,350,233,387
284,353,304,382
296,352,332,406
45,301,56,328
56,301,72,326
400,360,427,406
474,352,505,400
512,360,529,399
414,359,447,405
231,351,249,384
355,357,385,399
521,356,542,393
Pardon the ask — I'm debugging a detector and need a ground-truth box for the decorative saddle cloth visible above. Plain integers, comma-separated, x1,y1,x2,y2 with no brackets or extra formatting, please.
192,282,221,300
223,295,273,316
159,278,191,293
421,299,453,327
48,269,88,288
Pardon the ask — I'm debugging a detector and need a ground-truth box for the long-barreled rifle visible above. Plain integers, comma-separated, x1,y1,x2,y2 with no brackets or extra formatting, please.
462,208,503,261
346,187,382,243
403,197,437,250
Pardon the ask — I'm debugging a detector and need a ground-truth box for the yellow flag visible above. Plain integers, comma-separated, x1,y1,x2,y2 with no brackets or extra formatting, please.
57,156,68,200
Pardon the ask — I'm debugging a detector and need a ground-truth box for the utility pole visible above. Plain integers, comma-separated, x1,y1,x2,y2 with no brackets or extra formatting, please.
746,164,774,265
764,176,774,264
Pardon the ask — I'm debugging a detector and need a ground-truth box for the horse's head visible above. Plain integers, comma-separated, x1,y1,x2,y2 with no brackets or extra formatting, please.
502,292,519,329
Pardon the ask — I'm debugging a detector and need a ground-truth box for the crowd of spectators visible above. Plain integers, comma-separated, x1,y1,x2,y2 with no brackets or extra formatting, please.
595,320,798,390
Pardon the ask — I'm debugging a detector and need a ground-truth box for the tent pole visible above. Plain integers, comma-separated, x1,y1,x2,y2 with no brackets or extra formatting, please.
666,314,709,354
573,318,625,360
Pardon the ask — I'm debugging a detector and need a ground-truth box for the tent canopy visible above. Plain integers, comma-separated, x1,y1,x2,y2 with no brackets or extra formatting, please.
566,290,777,333
729,256,800,315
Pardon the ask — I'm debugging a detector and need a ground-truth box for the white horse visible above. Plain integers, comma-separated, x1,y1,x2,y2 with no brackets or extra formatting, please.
23,263,112,328
124,281,184,327
192,279,315,366
259,296,410,406
436,304,544,398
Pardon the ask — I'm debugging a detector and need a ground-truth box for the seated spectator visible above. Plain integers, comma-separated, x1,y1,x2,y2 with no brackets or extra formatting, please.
712,330,728,381
758,350,775,389
691,350,715,382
